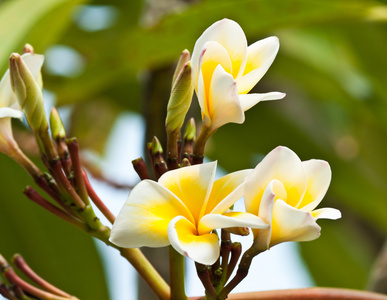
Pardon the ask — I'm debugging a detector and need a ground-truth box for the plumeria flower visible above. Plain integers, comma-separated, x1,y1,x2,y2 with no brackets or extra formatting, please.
244,146,341,251
110,161,268,265
190,19,285,131
0,53,44,155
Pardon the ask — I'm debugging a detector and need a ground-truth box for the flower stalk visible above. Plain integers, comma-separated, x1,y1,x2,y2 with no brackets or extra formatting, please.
169,246,187,300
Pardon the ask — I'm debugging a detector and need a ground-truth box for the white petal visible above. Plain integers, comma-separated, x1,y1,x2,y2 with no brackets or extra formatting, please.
198,211,268,235
252,179,285,250
168,216,219,265
237,36,279,94
312,208,341,220
204,169,252,215
270,200,321,247
0,107,23,119
191,19,247,86
299,160,332,211
245,146,306,216
158,161,217,222
238,92,286,111
208,64,244,130
110,180,193,248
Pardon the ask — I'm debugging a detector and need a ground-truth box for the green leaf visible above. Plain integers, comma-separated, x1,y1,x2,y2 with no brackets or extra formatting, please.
0,0,89,73
0,154,109,299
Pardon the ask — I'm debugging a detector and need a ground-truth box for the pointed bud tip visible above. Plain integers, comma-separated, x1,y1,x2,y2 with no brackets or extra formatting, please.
152,136,163,154
50,108,66,140
23,44,34,54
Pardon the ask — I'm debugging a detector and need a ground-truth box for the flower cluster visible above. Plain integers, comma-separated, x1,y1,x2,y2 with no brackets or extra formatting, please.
0,18,342,300
110,19,341,267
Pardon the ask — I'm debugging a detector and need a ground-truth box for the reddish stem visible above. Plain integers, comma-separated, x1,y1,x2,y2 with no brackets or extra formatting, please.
132,157,150,180
23,186,85,229
82,171,116,224
190,288,387,300
67,139,89,204
1,259,68,300
13,254,70,298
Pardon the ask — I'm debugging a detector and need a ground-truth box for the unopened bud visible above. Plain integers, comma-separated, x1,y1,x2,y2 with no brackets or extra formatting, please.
224,227,250,236
22,43,34,54
181,158,191,167
50,108,66,140
184,118,196,142
152,136,163,155
172,49,190,86
9,53,47,133
165,61,194,134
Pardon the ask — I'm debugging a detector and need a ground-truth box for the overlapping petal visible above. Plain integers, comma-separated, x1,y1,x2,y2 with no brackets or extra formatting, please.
158,161,216,221
168,216,220,265
245,146,306,215
110,180,194,248
237,36,280,94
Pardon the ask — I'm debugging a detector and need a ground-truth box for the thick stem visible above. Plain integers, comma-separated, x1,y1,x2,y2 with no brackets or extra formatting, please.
166,131,179,170
119,248,170,300
190,288,387,300
38,129,58,161
169,246,187,300
193,125,215,165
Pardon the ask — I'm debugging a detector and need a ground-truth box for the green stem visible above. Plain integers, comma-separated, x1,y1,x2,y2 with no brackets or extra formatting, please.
8,145,41,178
169,246,187,300
193,125,216,164
38,129,58,161
120,248,170,300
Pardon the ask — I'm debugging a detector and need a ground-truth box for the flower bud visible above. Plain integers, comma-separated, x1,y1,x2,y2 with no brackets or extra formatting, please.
50,108,66,140
22,43,34,54
152,136,163,155
9,53,47,133
183,117,196,142
172,49,190,86
165,61,194,135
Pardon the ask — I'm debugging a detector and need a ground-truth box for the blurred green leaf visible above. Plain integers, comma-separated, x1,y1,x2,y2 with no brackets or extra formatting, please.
0,0,89,74
0,154,109,299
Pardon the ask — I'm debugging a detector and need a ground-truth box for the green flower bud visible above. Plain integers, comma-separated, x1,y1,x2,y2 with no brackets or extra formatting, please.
165,61,194,134
50,107,66,140
183,117,196,142
172,49,190,86
152,136,163,155
9,53,47,133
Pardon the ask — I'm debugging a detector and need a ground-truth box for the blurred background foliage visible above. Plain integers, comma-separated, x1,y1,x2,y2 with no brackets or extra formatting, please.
1,0,387,299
